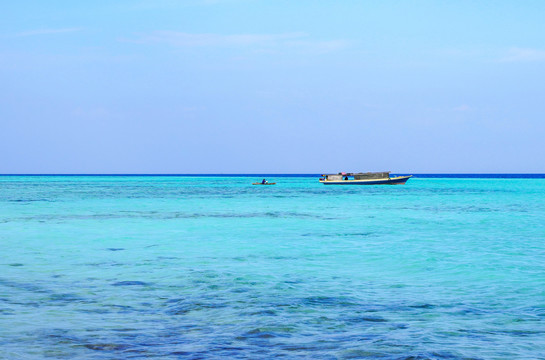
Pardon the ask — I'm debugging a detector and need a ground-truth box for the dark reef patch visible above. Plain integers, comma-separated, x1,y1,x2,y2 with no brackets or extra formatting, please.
83,343,129,351
346,315,388,323
112,281,149,286
301,296,359,307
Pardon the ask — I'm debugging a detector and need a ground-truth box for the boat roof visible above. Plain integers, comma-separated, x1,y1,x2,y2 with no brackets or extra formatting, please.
322,171,391,176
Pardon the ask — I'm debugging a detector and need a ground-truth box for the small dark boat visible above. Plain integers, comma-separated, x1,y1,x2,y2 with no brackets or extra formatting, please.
252,182,276,185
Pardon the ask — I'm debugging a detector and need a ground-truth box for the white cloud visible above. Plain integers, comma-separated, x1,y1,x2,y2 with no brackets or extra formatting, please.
453,105,470,112
126,31,349,53
15,28,82,37
286,39,350,53
132,31,306,47
133,0,251,8
500,47,545,62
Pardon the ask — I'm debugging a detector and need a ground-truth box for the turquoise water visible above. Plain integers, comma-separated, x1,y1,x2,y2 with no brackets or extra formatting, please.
1,176,544,359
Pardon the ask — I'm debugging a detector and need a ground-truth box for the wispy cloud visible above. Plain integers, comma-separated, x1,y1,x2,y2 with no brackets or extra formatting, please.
500,47,545,62
453,105,470,112
286,39,350,53
132,31,306,47
436,47,545,63
125,31,349,53
133,0,254,8
15,28,82,37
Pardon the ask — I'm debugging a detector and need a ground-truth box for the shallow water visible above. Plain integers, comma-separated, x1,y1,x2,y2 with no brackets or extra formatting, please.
1,176,544,359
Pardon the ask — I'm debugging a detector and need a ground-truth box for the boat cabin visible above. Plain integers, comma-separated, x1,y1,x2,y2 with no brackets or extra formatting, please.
321,172,391,181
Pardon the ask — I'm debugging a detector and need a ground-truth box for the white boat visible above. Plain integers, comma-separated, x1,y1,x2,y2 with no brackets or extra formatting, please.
319,172,412,185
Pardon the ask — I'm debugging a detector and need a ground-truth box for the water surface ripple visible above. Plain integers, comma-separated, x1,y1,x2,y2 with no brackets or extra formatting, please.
1,176,544,359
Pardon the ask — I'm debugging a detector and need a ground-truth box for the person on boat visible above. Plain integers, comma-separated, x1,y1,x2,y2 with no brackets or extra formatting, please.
261,179,267,184
344,176,349,180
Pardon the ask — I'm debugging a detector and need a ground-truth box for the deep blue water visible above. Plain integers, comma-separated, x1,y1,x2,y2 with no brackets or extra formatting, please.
1,175,544,359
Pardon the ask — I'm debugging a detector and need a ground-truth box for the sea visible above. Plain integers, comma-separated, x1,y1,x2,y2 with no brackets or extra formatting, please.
1,175,544,359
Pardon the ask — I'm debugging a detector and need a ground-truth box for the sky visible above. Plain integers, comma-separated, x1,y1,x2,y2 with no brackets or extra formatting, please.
1,0,544,173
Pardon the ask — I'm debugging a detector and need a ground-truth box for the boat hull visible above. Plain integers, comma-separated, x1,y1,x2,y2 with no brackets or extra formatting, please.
320,175,412,185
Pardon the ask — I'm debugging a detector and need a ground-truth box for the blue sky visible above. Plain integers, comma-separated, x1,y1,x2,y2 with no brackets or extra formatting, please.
1,0,544,173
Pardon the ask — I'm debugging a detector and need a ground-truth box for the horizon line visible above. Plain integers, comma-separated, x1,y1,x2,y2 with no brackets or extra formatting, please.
1,173,545,176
